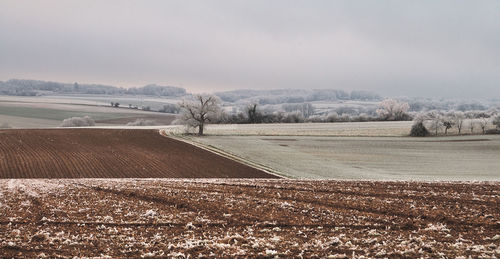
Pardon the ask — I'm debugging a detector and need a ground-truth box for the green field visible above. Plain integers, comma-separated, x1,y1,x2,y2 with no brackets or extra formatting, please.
0,96,176,128
190,134,500,181
44,95,180,111
0,105,136,121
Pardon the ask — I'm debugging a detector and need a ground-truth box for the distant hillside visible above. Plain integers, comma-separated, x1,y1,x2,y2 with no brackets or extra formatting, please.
0,79,186,97
215,89,381,104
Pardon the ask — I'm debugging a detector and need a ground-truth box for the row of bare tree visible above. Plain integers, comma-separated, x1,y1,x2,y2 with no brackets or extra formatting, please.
412,110,500,136
175,95,415,135
175,94,499,136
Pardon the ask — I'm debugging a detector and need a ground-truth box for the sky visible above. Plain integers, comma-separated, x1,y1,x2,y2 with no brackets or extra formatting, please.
0,0,499,98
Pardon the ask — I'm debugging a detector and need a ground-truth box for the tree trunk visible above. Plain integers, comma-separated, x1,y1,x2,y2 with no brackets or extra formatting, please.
198,124,204,135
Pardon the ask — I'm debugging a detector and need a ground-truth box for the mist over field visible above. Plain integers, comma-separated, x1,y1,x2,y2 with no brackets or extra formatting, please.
1,1,500,98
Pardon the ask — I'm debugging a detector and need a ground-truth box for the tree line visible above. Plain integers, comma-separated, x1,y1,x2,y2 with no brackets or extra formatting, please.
175,95,413,135
0,79,186,97
410,110,500,137
215,89,382,104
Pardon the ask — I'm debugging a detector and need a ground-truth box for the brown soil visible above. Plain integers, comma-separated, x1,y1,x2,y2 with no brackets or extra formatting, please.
0,179,498,258
0,129,275,178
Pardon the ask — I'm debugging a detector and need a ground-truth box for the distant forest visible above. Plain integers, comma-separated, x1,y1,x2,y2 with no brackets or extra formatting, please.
0,79,383,104
1,79,495,115
0,79,187,97
215,89,382,104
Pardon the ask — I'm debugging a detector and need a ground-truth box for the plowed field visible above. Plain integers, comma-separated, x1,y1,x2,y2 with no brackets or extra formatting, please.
0,129,275,178
0,179,498,258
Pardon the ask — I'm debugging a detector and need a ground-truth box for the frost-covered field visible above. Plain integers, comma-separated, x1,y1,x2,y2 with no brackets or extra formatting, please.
191,135,500,180
163,121,414,137
0,179,498,258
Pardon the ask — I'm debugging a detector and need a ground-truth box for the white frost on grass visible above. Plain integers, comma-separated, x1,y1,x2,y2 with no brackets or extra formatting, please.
424,223,450,232
143,209,157,218
185,222,196,230
167,252,186,258
141,251,165,258
102,216,113,222
326,237,343,246
265,249,278,256
368,229,381,236
11,229,21,237
490,234,500,241
269,235,281,242
4,179,68,199
280,201,293,209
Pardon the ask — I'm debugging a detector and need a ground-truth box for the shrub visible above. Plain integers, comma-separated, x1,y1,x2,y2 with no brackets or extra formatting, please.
493,116,500,129
376,99,411,121
325,112,339,122
410,122,430,137
60,116,95,127
126,119,157,126
159,103,180,114
281,112,305,123
485,129,500,135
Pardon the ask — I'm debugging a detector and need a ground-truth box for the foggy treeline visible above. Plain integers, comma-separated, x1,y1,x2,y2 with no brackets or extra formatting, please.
0,79,186,97
215,89,382,104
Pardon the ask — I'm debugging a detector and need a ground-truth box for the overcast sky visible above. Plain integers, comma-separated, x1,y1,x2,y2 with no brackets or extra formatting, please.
1,0,499,98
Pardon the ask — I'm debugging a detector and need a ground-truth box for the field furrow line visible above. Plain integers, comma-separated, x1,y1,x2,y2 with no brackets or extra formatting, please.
205,181,500,207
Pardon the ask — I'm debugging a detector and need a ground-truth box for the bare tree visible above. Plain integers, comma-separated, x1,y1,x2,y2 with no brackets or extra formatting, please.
246,103,261,123
468,120,476,134
466,112,476,134
441,116,454,135
376,99,410,121
426,111,442,136
177,94,221,135
452,111,465,134
282,103,315,118
301,103,315,118
478,116,489,134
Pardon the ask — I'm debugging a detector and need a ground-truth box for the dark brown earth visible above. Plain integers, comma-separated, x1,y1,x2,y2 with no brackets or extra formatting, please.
0,129,275,178
0,179,498,258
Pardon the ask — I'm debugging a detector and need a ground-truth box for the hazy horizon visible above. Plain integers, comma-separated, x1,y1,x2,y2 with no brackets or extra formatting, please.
1,1,499,98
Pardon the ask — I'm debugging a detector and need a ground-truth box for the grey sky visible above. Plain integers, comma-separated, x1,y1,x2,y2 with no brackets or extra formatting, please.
1,0,499,98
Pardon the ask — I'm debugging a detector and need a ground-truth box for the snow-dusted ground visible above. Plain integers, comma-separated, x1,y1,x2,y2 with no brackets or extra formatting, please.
161,121,413,137
1,179,498,258
190,134,500,181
